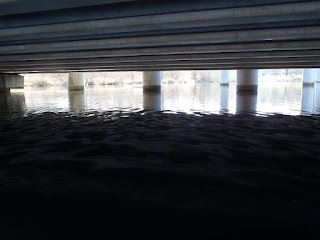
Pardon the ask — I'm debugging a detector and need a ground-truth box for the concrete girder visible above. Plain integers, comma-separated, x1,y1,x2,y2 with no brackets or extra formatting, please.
1,58,320,72
3,18,319,47
1,50,320,66
0,40,319,62
0,0,309,28
0,0,136,16
3,63,320,74
1,2,319,39
1,26,320,55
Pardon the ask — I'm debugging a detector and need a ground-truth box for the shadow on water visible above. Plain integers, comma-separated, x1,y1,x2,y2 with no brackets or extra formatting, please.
0,92,26,118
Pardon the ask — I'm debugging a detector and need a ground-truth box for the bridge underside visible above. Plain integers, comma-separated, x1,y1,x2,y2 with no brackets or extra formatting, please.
0,0,320,73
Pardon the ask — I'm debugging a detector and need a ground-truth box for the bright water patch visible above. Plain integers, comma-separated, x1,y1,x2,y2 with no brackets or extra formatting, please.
1,82,319,118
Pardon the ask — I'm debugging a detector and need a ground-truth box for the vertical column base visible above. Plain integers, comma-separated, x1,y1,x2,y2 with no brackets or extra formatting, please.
220,83,229,86
68,73,84,91
143,85,161,92
143,71,161,92
68,86,84,91
236,85,258,92
303,83,314,86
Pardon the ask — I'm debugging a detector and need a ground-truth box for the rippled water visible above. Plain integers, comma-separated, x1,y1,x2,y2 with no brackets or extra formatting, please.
1,82,320,118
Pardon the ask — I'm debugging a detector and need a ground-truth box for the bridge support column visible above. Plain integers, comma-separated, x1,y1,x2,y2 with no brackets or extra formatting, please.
143,71,162,91
303,69,316,86
220,70,229,86
68,72,84,91
143,91,162,111
316,69,320,83
301,84,315,114
219,85,229,113
236,92,258,114
237,69,258,92
0,74,24,93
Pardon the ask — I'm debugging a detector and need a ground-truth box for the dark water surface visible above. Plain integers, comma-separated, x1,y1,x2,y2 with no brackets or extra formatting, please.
1,82,320,239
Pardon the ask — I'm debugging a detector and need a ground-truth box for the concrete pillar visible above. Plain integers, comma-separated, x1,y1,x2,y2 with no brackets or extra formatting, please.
68,90,85,112
143,91,162,111
143,71,162,91
303,69,317,86
236,92,257,114
68,72,84,91
301,85,315,114
314,82,320,114
0,73,24,93
220,70,229,86
236,69,258,92
219,85,229,113
316,69,320,83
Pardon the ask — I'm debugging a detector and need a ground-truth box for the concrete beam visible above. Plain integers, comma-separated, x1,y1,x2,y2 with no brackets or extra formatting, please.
2,2,319,38
0,0,136,16
2,52,320,67
1,57,319,71
0,40,319,62
1,26,320,55
0,0,308,28
5,64,320,74
1,60,320,73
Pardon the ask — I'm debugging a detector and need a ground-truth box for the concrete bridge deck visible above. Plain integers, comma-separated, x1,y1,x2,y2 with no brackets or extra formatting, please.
0,0,319,73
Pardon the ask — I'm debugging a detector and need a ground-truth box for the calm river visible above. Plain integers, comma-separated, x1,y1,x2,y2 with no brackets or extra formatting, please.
1,82,320,118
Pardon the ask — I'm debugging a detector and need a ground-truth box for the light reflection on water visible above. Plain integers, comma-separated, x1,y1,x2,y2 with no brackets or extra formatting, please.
1,82,319,118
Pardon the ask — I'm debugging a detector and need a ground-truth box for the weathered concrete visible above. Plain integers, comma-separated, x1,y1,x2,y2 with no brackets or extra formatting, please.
143,71,162,91
0,1,320,72
68,72,84,91
143,91,162,111
0,40,319,67
236,69,258,92
220,70,229,86
2,26,320,56
303,68,317,86
0,74,24,93
236,92,258,114
2,1,319,41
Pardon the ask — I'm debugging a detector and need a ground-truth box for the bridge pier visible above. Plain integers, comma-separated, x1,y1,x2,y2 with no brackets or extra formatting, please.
236,69,258,92
236,92,258,114
301,84,315,114
316,69,320,83
143,91,162,111
0,74,24,93
219,85,229,113
303,69,316,86
143,71,162,91
220,70,229,86
68,72,84,91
